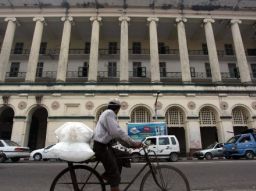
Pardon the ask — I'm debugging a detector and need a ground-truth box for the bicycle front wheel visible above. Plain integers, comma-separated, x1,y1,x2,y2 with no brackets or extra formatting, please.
50,165,105,191
140,165,190,191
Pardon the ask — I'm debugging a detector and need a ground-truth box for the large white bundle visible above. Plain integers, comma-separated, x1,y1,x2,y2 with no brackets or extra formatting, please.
52,142,94,162
55,122,93,143
51,122,95,162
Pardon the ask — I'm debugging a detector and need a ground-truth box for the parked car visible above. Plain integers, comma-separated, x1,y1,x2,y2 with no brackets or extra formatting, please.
0,139,30,162
193,142,224,160
30,144,57,161
130,135,180,162
223,129,256,160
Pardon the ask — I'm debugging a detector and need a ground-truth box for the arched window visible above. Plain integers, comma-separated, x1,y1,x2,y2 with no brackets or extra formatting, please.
232,107,249,126
95,106,107,122
165,107,184,127
131,106,151,123
199,107,216,126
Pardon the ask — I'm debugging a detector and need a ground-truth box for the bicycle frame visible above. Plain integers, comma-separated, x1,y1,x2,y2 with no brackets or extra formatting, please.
66,146,164,191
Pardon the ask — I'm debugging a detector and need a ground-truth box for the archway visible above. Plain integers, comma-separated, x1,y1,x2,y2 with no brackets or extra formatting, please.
199,106,219,149
0,106,14,139
165,106,186,156
27,107,48,150
130,106,152,123
232,106,249,135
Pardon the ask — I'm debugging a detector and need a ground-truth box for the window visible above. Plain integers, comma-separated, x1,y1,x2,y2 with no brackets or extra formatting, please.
78,62,88,77
39,42,47,54
159,137,170,145
108,62,117,77
133,62,146,77
158,42,167,54
145,138,156,145
205,63,212,78
9,62,20,77
232,108,248,126
131,106,151,123
36,62,44,77
160,62,166,77
14,42,24,54
84,42,90,54
132,42,141,54
108,42,117,54
199,107,216,126
190,67,196,77
224,44,234,55
251,64,256,78
239,136,251,143
170,137,177,145
247,49,256,56
165,107,184,127
0,141,3,147
228,63,240,78
202,43,208,55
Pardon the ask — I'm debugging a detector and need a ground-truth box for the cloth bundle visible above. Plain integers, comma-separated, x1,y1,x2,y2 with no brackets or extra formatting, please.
51,122,95,162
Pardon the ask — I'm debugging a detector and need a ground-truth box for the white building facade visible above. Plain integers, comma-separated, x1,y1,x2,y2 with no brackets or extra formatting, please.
0,0,256,156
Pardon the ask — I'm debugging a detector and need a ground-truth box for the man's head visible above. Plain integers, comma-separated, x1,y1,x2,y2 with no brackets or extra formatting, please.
108,98,121,114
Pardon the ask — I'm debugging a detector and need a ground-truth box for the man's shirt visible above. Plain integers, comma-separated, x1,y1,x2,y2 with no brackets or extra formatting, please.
93,109,134,146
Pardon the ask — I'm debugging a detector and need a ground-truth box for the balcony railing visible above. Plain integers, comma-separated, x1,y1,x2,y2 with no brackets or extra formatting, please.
160,72,182,79
98,71,120,78
5,72,26,79
66,71,88,78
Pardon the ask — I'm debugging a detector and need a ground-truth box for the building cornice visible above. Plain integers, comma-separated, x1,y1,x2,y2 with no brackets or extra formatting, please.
0,8,256,21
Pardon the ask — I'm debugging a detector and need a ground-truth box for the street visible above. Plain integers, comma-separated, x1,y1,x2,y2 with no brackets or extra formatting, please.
0,159,256,191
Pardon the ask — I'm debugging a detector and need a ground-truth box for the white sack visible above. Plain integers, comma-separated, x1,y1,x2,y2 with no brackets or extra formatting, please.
51,142,95,162
51,122,95,162
55,122,93,143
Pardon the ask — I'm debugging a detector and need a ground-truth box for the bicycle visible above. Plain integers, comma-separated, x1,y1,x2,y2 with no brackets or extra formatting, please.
50,146,190,191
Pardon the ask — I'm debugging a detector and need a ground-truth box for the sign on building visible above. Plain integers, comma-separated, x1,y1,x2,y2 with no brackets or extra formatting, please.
127,122,167,141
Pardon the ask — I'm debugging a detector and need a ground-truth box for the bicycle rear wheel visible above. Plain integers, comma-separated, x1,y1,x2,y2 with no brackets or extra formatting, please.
140,165,190,191
50,165,105,191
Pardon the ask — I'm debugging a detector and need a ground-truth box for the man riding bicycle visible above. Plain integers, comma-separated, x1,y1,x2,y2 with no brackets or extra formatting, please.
93,98,142,191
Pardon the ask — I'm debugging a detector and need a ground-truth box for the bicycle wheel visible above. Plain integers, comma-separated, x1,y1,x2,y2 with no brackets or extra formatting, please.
140,165,190,191
50,165,105,191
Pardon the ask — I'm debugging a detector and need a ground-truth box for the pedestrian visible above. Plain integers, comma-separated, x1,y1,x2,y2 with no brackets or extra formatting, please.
93,98,143,191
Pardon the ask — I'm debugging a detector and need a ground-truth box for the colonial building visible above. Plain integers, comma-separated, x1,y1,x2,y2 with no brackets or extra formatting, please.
0,0,256,156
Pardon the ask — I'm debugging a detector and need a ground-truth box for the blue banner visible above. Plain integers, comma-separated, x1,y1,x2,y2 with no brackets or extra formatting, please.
127,122,167,141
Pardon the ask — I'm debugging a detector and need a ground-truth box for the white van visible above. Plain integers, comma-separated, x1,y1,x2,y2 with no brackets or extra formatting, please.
130,135,180,162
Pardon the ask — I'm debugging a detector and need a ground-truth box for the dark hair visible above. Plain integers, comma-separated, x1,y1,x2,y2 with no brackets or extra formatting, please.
107,101,121,111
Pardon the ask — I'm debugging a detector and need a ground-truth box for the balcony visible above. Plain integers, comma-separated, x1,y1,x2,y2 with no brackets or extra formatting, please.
97,71,119,82
35,71,57,82
5,72,26,82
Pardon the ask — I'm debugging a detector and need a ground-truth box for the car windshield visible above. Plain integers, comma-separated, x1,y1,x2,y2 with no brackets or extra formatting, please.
45,145,54,149
226,135,240,144
4,140,20,146
206,143,216,149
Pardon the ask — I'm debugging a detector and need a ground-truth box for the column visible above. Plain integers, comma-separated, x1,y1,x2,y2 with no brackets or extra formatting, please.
88,16,102,82
119,16,130,82
147,17,160,82
230,19,251,83
25,17,45,82
176,17,191,82
0,17,17,82
56,16,73,82
203,18,222,83
220,117,234,142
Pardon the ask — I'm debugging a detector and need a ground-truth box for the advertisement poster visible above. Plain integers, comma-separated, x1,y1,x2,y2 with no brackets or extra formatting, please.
127,122,167,141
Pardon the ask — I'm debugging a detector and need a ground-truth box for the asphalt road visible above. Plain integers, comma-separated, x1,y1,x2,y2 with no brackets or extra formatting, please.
0,159,256,191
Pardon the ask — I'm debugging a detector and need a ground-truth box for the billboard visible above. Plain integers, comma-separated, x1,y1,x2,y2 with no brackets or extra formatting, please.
127,122,167,141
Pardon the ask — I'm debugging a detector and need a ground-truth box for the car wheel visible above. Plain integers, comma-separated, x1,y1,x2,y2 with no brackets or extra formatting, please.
11,157,20,162
169,153,179,162
245,151,254,160
33,153,42,161
0,154,6,163
131,153,140,163
205,153,213,160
